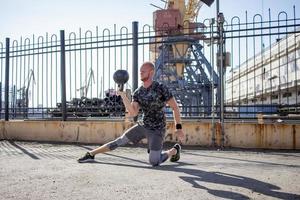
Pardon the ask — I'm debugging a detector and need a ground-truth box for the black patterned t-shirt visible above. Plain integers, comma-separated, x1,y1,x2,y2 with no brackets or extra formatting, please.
132,81,173,131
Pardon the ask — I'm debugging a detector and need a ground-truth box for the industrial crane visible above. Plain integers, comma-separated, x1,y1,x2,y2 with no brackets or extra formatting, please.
151,0,218,116
77,68,95,98
164,0,209,30
16,69,35,117
153,0,214,76
185,0,206,24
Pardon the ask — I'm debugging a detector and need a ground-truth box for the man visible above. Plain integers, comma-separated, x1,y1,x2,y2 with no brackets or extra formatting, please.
78,62,185,166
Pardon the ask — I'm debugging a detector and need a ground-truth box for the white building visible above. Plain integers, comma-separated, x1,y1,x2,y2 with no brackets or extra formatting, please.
226,31,300,108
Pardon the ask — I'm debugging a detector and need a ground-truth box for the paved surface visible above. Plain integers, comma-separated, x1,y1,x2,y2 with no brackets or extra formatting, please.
0,140,300,200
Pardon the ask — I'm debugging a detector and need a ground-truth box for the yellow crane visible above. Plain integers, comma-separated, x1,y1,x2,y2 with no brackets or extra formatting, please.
152,0,214,77
185,0,205,24
164,0,206,28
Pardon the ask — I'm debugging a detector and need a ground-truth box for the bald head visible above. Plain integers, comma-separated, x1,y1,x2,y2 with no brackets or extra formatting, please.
140,62,155,82
141,62,155,71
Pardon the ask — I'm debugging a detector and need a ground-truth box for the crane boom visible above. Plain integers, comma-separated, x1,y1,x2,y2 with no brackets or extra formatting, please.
161,0,214,24
184,0,204,22
77,68,95,97
26,69,35,91
85,69,95,97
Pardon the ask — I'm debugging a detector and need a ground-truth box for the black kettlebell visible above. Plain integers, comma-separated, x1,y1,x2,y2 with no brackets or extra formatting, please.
113,69,129,91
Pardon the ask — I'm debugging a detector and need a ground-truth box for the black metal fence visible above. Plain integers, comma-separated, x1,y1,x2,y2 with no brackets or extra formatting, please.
0,7,300,121
225,8,300,120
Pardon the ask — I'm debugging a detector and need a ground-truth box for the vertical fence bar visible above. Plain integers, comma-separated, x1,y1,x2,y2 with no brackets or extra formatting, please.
0,82,2,118
132,21,138,91
46,33,49,114
293,6,298,106
60,30,67,121
96,26,99,98
11,41,15,119
32,34,35,116
217,0,225,147
209,18,216,146
5,38,10,121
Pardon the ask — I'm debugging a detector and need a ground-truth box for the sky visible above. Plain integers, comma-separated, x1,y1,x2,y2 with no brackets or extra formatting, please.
0,0,300,42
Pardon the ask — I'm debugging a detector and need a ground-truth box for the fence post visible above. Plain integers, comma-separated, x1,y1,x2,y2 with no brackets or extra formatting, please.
132,21,139,91
60,30,67,121
209,18,217,147
217,0,225,147
0,82,2,119
5,38,10,121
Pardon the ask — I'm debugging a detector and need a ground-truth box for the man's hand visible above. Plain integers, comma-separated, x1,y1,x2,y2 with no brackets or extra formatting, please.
175,129,185,143
116,90,126,97
116,90,139,117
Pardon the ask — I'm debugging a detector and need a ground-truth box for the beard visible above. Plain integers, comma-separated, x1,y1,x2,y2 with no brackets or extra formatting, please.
141,74,150,82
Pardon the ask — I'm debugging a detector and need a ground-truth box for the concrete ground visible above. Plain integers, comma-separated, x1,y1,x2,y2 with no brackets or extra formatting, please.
0,140,300,200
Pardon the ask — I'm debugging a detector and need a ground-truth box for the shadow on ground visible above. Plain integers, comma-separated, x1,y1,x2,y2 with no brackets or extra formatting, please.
1,140,300,200
86,156,300,200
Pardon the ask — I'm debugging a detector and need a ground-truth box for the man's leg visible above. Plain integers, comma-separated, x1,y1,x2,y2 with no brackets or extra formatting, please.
148,150,168,166
147,130,181,166
77,134,130,163
90,134,130,155
148,146,179,166
78,124,145,163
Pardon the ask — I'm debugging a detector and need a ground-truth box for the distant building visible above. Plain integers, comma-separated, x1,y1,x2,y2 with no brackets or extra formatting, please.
226,31,300,108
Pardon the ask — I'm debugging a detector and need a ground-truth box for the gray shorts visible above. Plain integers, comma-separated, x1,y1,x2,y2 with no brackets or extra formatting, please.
124,124,165,151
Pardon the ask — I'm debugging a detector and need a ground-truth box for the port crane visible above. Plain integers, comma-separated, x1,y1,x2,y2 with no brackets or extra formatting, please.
151,0,218,116
16,69,35,117
77,68,95,98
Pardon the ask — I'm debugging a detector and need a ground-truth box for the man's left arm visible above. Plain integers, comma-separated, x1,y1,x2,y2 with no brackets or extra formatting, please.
167,97,185,142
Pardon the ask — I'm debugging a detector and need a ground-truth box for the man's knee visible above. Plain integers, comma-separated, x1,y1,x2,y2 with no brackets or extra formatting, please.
107,135,129,150
149,151,161,166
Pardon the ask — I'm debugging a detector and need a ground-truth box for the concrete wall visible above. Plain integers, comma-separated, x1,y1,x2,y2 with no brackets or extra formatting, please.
0,120,299,149
224,123,300,149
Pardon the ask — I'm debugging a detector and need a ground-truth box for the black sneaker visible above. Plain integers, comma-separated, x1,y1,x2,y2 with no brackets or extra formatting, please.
170,143,181,162
78,152,95,163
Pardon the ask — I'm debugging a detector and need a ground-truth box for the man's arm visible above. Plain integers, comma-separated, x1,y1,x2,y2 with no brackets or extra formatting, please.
117,91,140,117
167,97,181,125
167,97,184,142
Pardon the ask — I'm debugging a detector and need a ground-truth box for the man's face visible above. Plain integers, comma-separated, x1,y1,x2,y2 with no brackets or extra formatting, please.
140,65,153,82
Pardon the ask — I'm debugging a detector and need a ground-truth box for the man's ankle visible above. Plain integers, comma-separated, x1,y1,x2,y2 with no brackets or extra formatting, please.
169,148,177,156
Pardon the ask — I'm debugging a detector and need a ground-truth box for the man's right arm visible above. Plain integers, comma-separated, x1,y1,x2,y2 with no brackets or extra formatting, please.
117,91,140,117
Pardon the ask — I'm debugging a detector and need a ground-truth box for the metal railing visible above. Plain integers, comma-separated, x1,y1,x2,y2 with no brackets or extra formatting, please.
225,8,300,120
0,7,300,121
